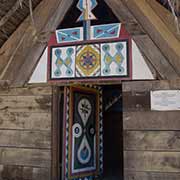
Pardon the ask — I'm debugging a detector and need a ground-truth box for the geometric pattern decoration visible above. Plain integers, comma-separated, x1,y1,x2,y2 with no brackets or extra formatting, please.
63,86,103,180
56,27,83,44
76,0,97,21
51,46,76,79
49,40,130,81
91,23,121,40
76,44,101,77
101,41,128,76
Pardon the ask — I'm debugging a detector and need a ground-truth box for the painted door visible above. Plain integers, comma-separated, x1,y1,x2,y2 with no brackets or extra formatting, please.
62,86,103,180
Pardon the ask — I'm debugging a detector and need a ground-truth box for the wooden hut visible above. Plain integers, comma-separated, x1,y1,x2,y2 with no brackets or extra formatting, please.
0,0,180,180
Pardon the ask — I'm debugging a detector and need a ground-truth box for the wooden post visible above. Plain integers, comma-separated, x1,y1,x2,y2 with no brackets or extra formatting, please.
51,86,62,180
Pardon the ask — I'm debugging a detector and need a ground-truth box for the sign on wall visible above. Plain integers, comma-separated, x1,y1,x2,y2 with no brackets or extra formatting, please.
151,90,180,111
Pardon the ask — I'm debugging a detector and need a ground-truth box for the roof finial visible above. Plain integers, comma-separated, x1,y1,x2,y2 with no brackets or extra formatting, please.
77,0,98,40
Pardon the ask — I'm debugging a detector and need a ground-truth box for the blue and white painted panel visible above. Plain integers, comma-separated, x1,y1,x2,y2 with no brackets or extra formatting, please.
56,27,83,44
51,46,76,79
91,23,121,40
101,41,128,77
77,0,97,21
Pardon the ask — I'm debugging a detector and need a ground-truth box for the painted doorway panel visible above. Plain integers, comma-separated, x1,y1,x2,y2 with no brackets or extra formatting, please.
63,86,103,180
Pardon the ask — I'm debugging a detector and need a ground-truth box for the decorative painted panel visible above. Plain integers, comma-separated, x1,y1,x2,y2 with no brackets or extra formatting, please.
48,0,132,83
76,44,101,77
91,23,121,40
51,46,76,79
49,39,130,82
63,86,103,180
101,41,128,76
56,27,83,44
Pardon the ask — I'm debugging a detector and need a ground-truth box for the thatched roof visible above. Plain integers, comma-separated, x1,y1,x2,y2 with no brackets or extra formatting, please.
0,0,42,48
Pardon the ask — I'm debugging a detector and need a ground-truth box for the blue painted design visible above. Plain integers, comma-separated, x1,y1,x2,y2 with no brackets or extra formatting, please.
102,42,125,75
54,48,74,77
56,28,82,43
77,0,97,21
92,23,120,39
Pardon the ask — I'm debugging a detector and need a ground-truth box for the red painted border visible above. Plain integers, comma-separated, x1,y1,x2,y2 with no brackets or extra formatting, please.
47,25,132,84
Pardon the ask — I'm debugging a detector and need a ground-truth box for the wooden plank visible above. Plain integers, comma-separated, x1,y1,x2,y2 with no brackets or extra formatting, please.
123,91,150,111
51,87,61,180
124,131,180,151
104,0,145,36
121,0,180,75
0,86,52,96
0,96,51,113
0,0,73,86
0,165,50,180
0,148,51,168
123,111,180,130
0,112,51,131
32,167,50,180
0,14,30,76
0,80,10,88
133,35,178,79
122,80,180,92
124,151,180,172
147,0,180,42
124,171,180,180
0,130,51,149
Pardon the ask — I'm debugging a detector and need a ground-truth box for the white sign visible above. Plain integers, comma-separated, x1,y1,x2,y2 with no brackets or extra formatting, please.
151,90,180,111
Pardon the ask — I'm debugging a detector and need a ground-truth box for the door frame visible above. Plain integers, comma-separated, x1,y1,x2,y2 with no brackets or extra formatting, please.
51,86,63,180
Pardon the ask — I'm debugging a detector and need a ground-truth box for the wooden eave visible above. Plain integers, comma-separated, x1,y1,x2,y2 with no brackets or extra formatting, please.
0,0,180,87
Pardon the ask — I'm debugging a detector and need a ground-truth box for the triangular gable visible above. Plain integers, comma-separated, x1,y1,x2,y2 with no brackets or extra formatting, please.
1,0,179,87
47,0,133,84
29,0,155,84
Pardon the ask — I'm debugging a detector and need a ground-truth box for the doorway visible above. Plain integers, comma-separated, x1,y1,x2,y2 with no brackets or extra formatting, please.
102,85,123,180
53,85,124,180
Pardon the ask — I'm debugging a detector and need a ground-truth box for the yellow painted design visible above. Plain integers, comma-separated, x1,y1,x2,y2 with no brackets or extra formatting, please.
76,45,100,76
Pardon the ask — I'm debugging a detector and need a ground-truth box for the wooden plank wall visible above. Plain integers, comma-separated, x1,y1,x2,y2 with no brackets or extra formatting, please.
123,80,180,180
0,86,52,180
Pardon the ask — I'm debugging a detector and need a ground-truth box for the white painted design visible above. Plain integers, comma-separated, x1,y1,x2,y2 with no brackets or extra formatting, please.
29,48,48,83
51,46,76,79
73,123,83,138
77,136,92,164
101,41,128,76
132,40,154,80
78,98,92,126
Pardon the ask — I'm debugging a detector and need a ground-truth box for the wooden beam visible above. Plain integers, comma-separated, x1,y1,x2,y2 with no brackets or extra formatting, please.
0,0,73,87
0,0,25,28
51,87,61,180
105,0,145,36
133,35,178,80
105,0,179,79
121,0,180,76
147,0,180,41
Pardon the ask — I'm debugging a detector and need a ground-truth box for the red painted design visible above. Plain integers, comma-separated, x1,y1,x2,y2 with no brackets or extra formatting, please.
72,31,78,35
109,30,116,35
97,29,103,33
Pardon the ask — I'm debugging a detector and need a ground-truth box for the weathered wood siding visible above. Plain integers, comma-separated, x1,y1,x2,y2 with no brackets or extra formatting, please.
0,86,52,180
123,80,180,180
